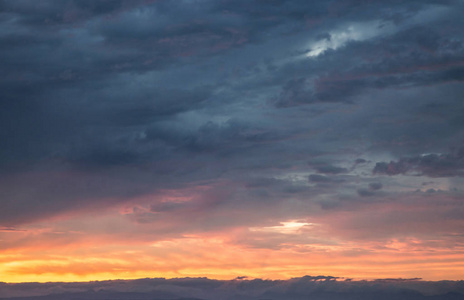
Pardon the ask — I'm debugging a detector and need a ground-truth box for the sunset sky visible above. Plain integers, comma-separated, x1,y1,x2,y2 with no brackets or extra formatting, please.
1,0,464,284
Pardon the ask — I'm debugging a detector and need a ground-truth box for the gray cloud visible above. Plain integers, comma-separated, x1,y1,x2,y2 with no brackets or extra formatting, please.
309,162,349,175
357,188,376,197
309,174,332,182
369,182,383,190
373,148,464,177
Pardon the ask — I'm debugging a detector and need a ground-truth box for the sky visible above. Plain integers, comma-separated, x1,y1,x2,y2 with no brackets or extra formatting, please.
1,0,464,285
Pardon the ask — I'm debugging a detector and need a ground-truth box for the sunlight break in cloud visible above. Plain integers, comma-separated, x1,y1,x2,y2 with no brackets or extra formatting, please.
249,221,314,234
307,21,394,57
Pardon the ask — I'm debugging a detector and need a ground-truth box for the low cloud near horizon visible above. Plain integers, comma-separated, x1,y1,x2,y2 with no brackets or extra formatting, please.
1,276,464,300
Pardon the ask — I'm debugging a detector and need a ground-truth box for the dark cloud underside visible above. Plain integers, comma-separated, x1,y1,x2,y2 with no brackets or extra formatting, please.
0,0,463,259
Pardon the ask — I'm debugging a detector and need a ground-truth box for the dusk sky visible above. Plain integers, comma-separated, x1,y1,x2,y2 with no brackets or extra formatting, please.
1,0,464,286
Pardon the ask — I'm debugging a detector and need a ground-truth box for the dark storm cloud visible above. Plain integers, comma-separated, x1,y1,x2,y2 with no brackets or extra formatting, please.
373,147,464,177
1,0,464,228
145,118,280,155
1,276,464,300
0,1,147,27
274,24,464,106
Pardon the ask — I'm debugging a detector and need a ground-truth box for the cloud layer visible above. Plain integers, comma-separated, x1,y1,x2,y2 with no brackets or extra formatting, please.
1,276,464,300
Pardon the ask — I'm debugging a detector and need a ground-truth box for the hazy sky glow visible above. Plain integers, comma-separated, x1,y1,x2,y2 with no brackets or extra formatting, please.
1,0,464,284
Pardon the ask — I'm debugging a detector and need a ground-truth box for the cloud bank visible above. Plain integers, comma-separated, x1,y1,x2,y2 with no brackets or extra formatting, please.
1,276,464,300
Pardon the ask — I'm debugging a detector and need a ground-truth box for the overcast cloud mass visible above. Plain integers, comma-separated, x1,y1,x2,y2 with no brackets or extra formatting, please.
1,0,464,286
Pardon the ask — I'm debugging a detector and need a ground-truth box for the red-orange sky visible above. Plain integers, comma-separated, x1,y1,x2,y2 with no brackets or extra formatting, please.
1,0,464,283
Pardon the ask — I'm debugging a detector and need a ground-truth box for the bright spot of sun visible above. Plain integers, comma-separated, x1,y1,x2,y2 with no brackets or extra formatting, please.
249,221,313,234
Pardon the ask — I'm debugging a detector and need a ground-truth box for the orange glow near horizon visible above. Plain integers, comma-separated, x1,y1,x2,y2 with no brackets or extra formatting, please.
2,229,464,283
2,189,464,283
